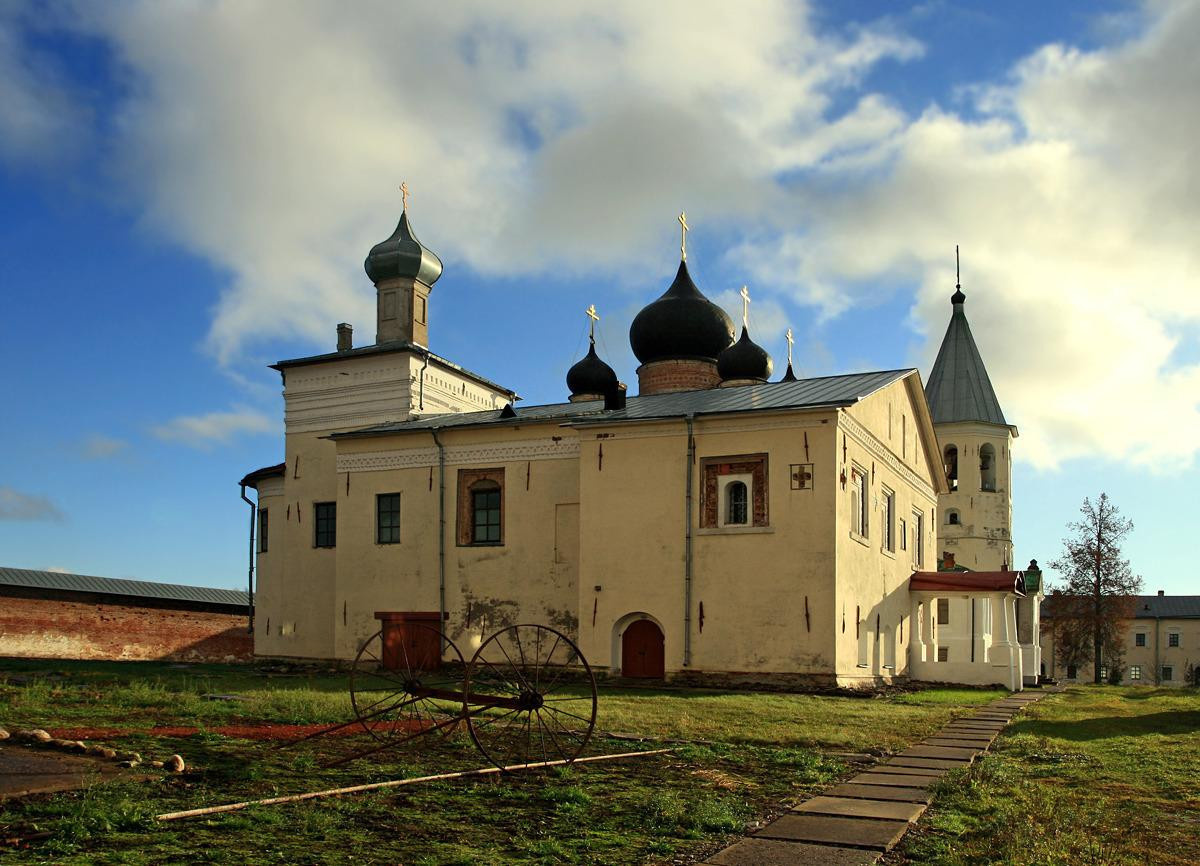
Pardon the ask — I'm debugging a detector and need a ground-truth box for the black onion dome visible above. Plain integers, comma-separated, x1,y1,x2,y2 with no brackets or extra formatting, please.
629,261,735,364
364,211,444,286
717,326,773,382
567,341,618,397
951,285,966,305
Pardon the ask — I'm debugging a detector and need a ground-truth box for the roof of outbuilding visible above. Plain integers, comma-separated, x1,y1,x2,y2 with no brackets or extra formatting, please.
925,291,1008,427
910,571,1026,595
332,368,914,437
239,462,286,488
1129,595,1200,619
0,567,250,608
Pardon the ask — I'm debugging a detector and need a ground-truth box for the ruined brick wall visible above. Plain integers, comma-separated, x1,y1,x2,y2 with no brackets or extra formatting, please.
0,591,253,662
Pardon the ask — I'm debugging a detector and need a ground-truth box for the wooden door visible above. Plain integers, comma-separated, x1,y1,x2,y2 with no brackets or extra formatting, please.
622,619,664,679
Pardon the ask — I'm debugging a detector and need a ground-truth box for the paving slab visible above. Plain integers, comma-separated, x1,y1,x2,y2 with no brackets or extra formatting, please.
924,737,993,748
705,837,880,865
898,745,980,760
964,713,1012,720
867,764,946,777
932,730,996,741
795,796,926,824
827,783,932,803
848,772,934,788
943,722,1003,731
755,814,909,851
0,744,123,799
884,756,970,770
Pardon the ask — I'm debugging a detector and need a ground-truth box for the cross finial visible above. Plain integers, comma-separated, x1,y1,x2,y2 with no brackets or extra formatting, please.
678,212,689,261
401,181,410,213
785,328,794,366
585,303,599,341
739,285,751,329
955,244,960,289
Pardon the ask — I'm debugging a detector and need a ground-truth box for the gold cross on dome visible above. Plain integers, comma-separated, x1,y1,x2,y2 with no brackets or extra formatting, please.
785,327,794,366
678,211,689,261
585,304,599,340
400,181,410,212
739,285,751,328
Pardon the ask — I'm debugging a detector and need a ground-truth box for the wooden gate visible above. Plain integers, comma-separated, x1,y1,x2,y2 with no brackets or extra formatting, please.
621,619,664,679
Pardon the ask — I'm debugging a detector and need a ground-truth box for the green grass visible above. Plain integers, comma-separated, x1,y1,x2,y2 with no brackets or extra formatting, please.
894,686,1200,866
0,660,1005,865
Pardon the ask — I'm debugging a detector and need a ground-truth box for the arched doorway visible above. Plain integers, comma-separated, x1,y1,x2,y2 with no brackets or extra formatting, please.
621,619,664,678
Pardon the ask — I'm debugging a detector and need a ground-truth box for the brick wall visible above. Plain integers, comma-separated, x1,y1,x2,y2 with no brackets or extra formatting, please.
636,359,721,395
0,592,253,662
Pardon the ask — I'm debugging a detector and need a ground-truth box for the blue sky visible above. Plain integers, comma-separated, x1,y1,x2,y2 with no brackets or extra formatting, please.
2,1,1197,595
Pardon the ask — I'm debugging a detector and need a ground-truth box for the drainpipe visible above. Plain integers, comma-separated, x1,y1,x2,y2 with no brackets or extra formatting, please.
970,598,976,663
417,351,431,414
239,483,256,634
683,414,695,668
1154,614,1161,685
430,427,447,650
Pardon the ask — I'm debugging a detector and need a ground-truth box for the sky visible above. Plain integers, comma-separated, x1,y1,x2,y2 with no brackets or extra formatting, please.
2,0,1198,596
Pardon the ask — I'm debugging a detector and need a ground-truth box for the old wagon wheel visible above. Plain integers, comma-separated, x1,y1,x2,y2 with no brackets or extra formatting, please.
465,624,598,771
349,624,466,746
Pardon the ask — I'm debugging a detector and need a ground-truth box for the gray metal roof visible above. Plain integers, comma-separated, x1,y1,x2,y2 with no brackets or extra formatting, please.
0,567,250,608
1131,595,1200,619
333,369,914,438
925,296,1008,426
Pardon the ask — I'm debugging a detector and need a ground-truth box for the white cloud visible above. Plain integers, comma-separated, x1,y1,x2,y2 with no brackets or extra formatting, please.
80,434,128,460
152,406,276,449
0,487,64,521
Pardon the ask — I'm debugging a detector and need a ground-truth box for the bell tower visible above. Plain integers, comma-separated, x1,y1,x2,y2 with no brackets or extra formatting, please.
364,184,442,347
925,253,1017,571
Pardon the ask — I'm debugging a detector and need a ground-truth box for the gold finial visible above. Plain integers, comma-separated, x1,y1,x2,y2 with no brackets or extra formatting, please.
785,327,794,366
678,211,690,261
739,285,751,329
400,181,410,213
585,303,599,341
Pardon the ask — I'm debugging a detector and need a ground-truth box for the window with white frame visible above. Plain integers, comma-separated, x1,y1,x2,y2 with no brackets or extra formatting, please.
1135,632,1147,647
1168,632,1180,648
724,478,750,526
899,517,907,552
912,510,924,568
881,487,895,552
1130,665,1142,681
850,466,867,537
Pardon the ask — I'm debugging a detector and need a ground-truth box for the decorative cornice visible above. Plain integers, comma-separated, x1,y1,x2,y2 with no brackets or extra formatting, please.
838,410,937,502
337,437,580,473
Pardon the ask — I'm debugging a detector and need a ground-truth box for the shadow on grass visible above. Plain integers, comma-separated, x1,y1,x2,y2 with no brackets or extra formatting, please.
1008,710,1200,741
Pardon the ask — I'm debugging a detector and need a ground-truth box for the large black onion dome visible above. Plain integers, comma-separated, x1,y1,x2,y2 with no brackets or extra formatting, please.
629,261,735,364
717,326,773,382
567,341,618,397
364,211,443,286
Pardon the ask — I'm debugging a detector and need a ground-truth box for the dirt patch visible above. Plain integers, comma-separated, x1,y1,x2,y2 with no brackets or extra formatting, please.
52,720,434,742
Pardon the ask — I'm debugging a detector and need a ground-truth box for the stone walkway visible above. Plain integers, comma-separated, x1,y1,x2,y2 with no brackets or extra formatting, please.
704,691,1048,865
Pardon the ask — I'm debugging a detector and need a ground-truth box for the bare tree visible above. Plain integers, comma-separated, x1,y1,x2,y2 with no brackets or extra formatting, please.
1049,493,1142,684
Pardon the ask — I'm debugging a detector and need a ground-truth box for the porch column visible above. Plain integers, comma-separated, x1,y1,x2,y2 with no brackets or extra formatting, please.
991,592,1020,691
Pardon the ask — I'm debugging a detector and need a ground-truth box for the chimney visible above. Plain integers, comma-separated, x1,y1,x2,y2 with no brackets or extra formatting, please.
337,323,353,352
1158,589,1165,596
604,382,627,411
941,552,955,571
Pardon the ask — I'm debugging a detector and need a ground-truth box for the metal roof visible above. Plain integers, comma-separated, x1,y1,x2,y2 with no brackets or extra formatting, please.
925,295,1008,426
271,340,517,398
0,567,250,608
239,462,285,488
1130,595,1200,619
333,369,914,438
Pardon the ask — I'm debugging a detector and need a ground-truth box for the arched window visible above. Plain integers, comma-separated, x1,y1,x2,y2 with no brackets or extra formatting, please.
943,445,958,491
947,509,960,525
726,481,748,525
979,443,996,492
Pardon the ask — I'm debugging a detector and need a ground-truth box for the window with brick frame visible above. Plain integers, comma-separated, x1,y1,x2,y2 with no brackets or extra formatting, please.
258,508,268,553
457,468,504,546
700,454,768,529
314,502,336,548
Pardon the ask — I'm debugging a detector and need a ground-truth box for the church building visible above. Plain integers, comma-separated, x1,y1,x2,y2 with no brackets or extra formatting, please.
240,202,1041,689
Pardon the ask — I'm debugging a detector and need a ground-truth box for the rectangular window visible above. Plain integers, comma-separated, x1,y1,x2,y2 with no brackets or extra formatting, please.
376,493,401,544
1100,666,1109,680
937,646,949,662
912,510,924,568
1130,665,1142,681
1168,632,1180,648
457,468,504,546
1162,665,1174,681
851,466,867,536
257,508,268,554
937,598,950,626
881,487,895,552
900,518,907,551
314,502,336,548
1135,632,1147,647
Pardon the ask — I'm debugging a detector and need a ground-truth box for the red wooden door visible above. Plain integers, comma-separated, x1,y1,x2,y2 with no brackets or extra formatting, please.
622,620,665,678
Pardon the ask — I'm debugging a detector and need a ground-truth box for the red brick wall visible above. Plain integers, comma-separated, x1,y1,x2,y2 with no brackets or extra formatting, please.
636,359,721,395
0,594,253,662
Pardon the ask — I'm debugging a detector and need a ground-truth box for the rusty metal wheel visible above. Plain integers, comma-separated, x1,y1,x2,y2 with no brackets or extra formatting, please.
349,625,466,746
464,624,597,771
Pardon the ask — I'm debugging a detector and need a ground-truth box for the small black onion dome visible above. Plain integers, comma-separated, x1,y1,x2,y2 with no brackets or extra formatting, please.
364,211,443,286
567,341,618,397
951,285,966,304
717,326,773,382
780,362,798,382
629,261,735,363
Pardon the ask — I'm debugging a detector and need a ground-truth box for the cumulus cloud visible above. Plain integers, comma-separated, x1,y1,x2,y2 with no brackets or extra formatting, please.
152,406,276,449
0,487,64,521
80,434,128,460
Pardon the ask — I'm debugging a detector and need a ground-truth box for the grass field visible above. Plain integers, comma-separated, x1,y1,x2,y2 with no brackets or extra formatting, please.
0,659,1003,865
891,685,1200,866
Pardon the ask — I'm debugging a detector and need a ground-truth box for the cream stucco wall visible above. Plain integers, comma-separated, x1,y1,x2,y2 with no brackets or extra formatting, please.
1043,614,1200,686
933,421,1015,571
